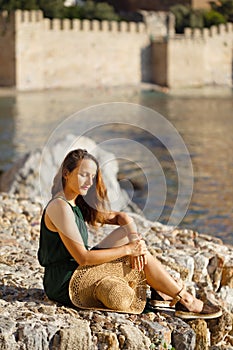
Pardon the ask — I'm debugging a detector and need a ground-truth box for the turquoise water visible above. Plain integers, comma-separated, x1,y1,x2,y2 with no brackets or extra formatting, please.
0,87,232,245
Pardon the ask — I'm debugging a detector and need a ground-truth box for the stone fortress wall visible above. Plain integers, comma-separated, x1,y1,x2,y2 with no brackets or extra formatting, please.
0,10,150,90
152,23,233,88
0,9,232,90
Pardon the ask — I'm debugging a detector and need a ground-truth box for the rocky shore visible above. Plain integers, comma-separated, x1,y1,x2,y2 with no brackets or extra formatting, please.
1,139,233,349
1,193,233,350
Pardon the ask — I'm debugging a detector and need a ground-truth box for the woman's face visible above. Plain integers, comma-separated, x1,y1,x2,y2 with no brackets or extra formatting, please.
65,159,97,196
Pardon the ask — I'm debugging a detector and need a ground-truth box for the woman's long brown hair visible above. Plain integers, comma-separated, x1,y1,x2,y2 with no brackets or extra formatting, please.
51,149,109,226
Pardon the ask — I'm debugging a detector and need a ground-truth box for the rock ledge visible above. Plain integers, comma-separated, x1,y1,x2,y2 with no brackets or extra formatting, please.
1,192,233,350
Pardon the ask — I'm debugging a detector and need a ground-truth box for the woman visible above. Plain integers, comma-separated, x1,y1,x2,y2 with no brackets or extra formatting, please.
38,149,221,319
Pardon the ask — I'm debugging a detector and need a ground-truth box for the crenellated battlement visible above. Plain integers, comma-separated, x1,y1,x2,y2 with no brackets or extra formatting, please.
0,9,232,90
184,22,233,40
17,9,43,22
13,9,146,33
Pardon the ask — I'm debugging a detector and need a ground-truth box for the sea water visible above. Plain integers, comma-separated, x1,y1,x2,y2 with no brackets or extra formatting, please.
0,87,232,245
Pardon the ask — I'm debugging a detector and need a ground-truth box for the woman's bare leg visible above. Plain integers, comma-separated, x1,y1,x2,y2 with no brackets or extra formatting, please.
95,226,138,249
145,252,203,312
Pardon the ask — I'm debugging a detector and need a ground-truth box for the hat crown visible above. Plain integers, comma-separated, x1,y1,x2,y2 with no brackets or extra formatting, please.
94,276,134,311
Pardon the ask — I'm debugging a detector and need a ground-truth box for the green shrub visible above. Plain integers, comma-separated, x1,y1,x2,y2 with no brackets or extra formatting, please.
204,9,226,27
210,0,233,22
0,0,121,21
69,1,120,21
93,2,120,21
170,4,191,33
170,4,205,33
170,2,230,33
0,0,38,11
39,0,64,19
189,10,205,29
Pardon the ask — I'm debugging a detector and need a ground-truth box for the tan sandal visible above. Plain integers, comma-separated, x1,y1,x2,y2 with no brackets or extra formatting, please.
175,301,222,319
170,287,222,320
169,285,185,307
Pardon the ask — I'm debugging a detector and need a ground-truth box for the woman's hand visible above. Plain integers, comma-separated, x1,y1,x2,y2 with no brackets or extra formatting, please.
128,239,147,256
131,255,147,271
127,239,148,271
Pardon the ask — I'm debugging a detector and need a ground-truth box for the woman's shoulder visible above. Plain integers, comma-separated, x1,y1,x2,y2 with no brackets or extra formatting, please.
45,197,77,226
46,196,72,212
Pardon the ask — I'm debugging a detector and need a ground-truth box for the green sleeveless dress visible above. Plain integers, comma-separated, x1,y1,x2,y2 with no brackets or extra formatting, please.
38,199,89,306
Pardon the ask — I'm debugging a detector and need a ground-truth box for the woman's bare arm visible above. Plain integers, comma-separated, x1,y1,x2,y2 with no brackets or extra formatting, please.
104,211,140,241
46,199,147,266
104,211,147,270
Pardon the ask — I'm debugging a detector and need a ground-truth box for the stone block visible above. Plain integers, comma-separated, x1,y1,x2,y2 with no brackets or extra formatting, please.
138,22,146,33
82,19,90,31
101,20,109,31
51,18,61,30
63,19,71,30
119,21,128,32
172,318,196,350
97,331,119,349
0,317,17,350
218,23,226,35
43,18,51,30
203,28,210,39
92,19,100,31
17,322,49,350
72,18,81,31
210,25,218,36
207,255,224,291
193,28,202,38
184,28,192,38
221,265,233,288
218,286,233,313
51,319,92,350
140,319,172,348
189,319,209,350
207,310,232,345
128,21,137,33
22,10,30,23
110,20,118,32
193,253,209,283
226,22,233,33
120,324,151,349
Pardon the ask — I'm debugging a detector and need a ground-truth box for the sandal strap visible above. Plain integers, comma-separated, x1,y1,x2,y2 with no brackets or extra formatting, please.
169,285,185,307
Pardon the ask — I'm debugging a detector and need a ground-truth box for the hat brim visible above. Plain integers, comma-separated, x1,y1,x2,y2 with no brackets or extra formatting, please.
69,256,147,314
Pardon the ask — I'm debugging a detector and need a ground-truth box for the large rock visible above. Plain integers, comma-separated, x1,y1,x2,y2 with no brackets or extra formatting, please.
51,319,92,350
119,324,151,349
0,135,137,212
189,319,209,350
171,317,196,350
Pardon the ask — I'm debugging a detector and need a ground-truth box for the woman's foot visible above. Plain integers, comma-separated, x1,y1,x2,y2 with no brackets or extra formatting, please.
173,289,222,320
177,289,203,313
149,285,222,319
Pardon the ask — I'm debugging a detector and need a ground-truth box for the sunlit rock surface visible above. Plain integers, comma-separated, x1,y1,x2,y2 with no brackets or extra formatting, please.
0,192,233,349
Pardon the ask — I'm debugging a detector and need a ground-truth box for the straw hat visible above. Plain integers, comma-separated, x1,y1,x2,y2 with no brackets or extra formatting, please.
69,256,147,314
